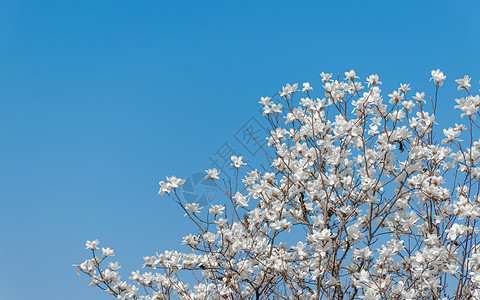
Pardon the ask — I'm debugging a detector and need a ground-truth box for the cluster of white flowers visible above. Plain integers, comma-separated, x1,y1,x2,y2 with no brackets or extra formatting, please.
76,70,480,299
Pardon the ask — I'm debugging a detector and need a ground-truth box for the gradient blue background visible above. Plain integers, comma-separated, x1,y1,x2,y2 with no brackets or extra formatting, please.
0,1,479,299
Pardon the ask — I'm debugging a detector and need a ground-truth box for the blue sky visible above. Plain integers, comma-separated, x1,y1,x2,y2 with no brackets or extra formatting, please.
0,1,479,299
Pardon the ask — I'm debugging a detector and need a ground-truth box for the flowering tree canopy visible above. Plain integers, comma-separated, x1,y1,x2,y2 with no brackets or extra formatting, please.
75,70,480,299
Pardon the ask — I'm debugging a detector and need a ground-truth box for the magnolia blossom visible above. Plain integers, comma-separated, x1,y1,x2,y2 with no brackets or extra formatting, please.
85,239,99,250
399,83,411,93
166,176,185,188
431,69,446,86
456,75,472,90
158,176,186,196
344,69,359,82
232,191,249,207
455,95,480,119
445,223,471,240
157,180,171,196
101,247,115,257
413,91,426,103
302,82,313,92
366,74,381,87
388,90,403,104
442,123,465,144
204,168,220,180
208,204,224,218
320,71,332,83
76,69,480,300
108,262,121,271
279,83,298,99
185,203,201,215
258,96,272,106
230,155,246,168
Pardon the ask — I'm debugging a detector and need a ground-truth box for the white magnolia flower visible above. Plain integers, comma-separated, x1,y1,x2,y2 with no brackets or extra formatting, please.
270,103,282,114
430,69,446,86
446,223,471,240
208,205,224,218
279,83,298,99
85,239,99,250
101,247,115,257
233,192,249,207
402,100,415,113
388,90,403,104
399,83,411,93
185,203,202,215
205,168,220,180
158,181,171,196
442,123,465,143
231,155,246,168
108,262,121,271
320,72,332,83
413,91,426,103
166,176,185,188
344,69,359,82
366,74,381,87
455,95,480,118
258,96,272,106
302,82,313,92
455,75,471,90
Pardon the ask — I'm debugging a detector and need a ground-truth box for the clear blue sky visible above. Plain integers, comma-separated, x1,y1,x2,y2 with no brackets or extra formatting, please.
0,1,479,299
